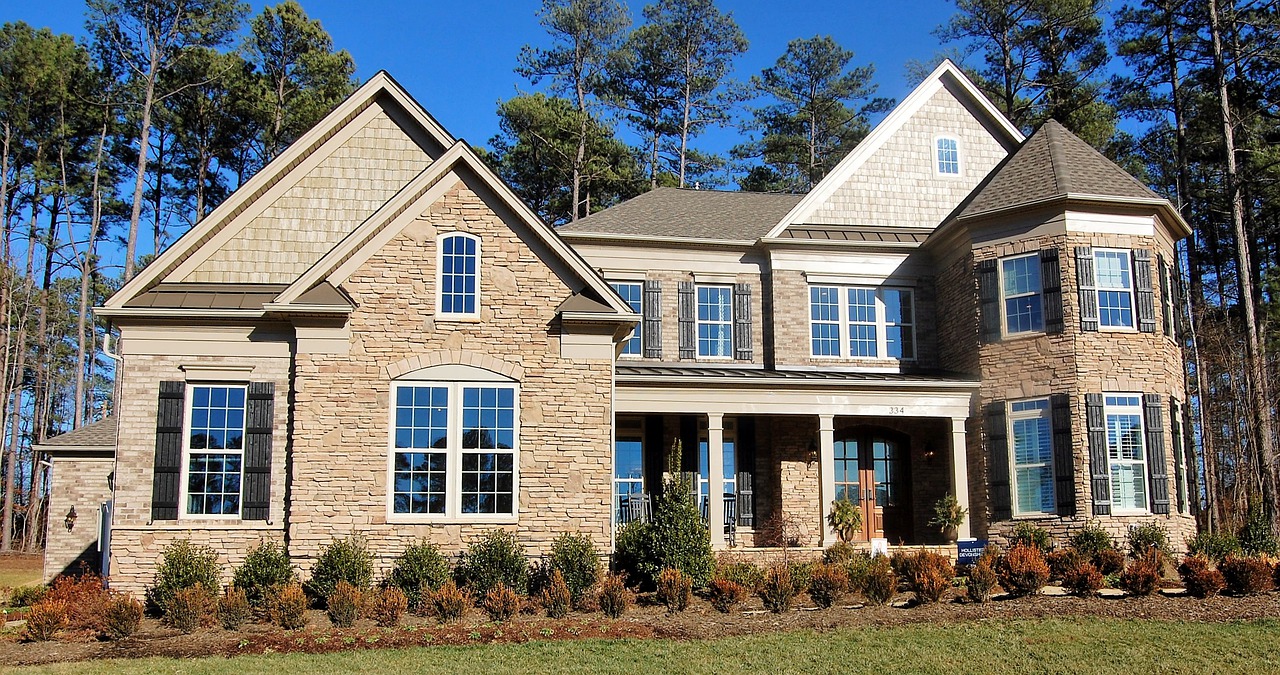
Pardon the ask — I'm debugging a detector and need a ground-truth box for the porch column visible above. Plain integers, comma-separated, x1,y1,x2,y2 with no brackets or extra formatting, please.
707,413,726,548
818,414,837,547
950,416,972,540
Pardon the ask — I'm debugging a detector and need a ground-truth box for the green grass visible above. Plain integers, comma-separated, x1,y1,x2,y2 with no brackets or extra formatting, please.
15,618,1280,674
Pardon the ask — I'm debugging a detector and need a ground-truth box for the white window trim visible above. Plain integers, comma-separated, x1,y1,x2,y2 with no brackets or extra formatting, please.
1008,398,1056,518
807,285,916,361
934,134,962,177
436,231,481,321
179,383,247,521
1094,248,1137,332
610,281,643,358
386,380,520,524
695,284,734,360
1162,261,1176,340
999,253,1044,337
1104,393,1149,515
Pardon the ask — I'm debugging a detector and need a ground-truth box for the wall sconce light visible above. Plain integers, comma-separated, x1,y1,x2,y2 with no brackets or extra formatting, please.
923,442,938,466
807,438,819,464
64,506,77,532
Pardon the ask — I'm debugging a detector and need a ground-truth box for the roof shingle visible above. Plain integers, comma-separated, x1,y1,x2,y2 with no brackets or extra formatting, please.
558,187,801,241
39,417,116,448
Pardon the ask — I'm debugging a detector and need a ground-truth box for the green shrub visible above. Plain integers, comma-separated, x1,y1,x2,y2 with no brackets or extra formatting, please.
1119,551,1162,596
1009,522,1053,552
999,544,1050,596
823,541,859,565
966,556,998,603
759,564,795,613
842,550,874,591
386,541,451,610
149,539,222,613
9,585,46,608
370,587,408,628
713,559,764,592
807,563,849,609
540,569,572,619
656,568,692,613
24,599,68,641
232,541,295,609
907,551,953,604
1186,531,1242,563
102,595,144,640
1126,523,1171,559
611,477,713,589
1220,555,1275,596
426,580,468,623
707,578,747,613
546,533,602,606
457,530,529,597
1062,560,1104,597
860,555,897,605
788,561,815,595
307,537,374,605
326,580,363,628
217,586,251,630
1237,509,1279,557
268,583,309,630
1179,555,1226,598
1068,523,1115,557
482,582,522,623
598,573,629,618
165,586,215,633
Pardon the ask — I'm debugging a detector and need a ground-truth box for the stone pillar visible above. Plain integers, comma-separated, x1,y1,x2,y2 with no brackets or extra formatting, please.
950,416,972,540
819,414,836,547
707,413,726,548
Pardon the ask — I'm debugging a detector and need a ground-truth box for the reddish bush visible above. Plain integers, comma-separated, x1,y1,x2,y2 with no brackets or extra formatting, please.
707,578,747,613
45,573,110,631
655,568,692,613
426,580,468,623
1119,552,1162,596
482,582,522,623
966,556,999,603
268,583,309,630
1092,548,1126,576
999,544,1050,596
25,599,68,641
807,563,850,609
369,586,408,627
1220,555,1275,596
597,573,630,618
326,581,363,628
102,595,144,640
165,586,216,633
1062,561,1104,597
540,569,572,619
1178,555,1226,599
1046,549,1084,581
908,551,954,604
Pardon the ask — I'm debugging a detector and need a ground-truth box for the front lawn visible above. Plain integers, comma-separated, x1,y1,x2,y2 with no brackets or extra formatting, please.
15,618,1280,674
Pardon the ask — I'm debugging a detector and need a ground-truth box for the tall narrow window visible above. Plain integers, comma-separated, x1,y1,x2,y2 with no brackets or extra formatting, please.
1009,399,1054,516
1095,249,1134,328
696,285,733,357
833,437,860,503
883,289,915,359
611,282,642,356
439,233,479,317
1105,394,1147,511
184,385,246,516
614,418,645,524
847,288,878,357
936,137,960,175
460,387,516,514
392,386,449,515
1001,254,1044,334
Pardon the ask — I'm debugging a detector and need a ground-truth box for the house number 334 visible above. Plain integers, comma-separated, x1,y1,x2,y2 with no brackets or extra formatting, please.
887,406,905,415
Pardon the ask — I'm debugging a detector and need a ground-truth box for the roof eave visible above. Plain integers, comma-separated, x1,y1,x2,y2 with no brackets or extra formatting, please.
616,373,981,390
758,236,922,251
561,310,640,325
949,193,1193,239
559,231,757,248
96,307,266,320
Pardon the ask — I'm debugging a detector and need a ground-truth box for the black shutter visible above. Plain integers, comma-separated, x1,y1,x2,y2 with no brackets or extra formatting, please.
678,282,695,360
733,283,753,361
1041,249,1064,334
242,382,275,521
737,417,756,527
1050,393,1075,515
1158,254,1173,337
642,280,662,359
1144,393,1170,514
985,401,1011,522
643,415,664,495
1085,393,1111,515
1170,397,1185,514
1134,249,1156,333
977,259,1000,343
1076,247,1098,332
151,381,185,521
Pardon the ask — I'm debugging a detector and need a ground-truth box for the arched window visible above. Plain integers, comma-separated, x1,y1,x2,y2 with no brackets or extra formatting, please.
437,232,479,318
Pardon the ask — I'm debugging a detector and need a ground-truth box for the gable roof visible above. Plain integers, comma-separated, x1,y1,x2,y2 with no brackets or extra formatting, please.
558,188,801,243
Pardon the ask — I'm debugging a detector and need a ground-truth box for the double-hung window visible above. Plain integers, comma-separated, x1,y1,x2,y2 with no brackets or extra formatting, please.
808,286,915,360
1104,394,1147,512
1094,249,1134,328
391,380,518,519
696,285,733,357
611,281,642,356
936,137,960,175
183,385,246,517
438,232,479,318
1009,399,1054,516
1001,254,1043,334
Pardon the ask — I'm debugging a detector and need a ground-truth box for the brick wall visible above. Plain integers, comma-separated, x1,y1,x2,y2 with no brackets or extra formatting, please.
43,456,113,582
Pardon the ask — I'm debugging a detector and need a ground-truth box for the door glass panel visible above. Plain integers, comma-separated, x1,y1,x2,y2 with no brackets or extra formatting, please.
872,438,899,507
834,438,860,502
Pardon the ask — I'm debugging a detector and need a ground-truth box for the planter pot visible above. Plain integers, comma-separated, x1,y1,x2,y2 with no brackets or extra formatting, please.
943,526,958,543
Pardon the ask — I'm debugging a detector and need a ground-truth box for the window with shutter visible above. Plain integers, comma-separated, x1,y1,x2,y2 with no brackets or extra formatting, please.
977,259,1000,343
678,282,695,359
985,401,1011,522
242,382,275,521
1050,393,1075,514
1134,249,1156,333
1143,393,1170,514
1076,247,1099,332
609,282,643,357
150,381,185,521
642,280,662,359
1085,393,1110,515
733,283,753,361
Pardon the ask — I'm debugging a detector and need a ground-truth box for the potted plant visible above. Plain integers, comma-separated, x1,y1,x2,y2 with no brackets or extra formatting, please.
930,493,968,543
827,498,863,543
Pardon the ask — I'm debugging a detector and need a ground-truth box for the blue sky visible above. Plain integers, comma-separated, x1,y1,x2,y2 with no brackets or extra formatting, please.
14,0,968,163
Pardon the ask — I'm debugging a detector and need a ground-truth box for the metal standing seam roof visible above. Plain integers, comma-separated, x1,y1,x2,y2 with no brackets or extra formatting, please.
616,364,979,386
558,187,803,241
124,283,290,310
37,417,117,448
779,226,932,244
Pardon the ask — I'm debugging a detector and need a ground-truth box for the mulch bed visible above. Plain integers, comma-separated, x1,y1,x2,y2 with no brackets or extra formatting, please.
2,589,1278,667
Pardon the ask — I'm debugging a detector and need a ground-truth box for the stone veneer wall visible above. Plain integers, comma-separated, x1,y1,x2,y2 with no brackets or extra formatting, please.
43,456,114,582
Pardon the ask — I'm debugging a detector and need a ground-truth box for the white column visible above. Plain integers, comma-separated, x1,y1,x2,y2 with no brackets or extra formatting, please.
950,416,972,540
707,413,726,548
819,414,837,547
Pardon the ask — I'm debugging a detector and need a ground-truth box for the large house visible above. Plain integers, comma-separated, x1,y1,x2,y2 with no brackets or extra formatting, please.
40,62,1196,591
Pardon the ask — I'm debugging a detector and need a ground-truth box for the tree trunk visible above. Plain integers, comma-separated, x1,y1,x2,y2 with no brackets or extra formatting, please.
124,53,160,282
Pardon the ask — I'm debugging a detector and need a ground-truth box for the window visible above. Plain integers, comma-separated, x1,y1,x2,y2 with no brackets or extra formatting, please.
696,285,733,357
1095,249,1134,328
1001,254,1043,334
438,233,479,317
936,137,960,175
1009,399,1054,515
1161,262,1176,335
698,418,737,506
614,418,645,524
1104,395,1147,512
391,381,518,519
833,437,859,503
611,282,642,356
808,286,915,360
183,385,246,516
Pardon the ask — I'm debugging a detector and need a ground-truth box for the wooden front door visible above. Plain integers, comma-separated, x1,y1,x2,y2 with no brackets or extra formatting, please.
833,428,910,542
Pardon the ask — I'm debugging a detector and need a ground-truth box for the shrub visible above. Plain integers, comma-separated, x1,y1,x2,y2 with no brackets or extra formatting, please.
165,586,215,633
268,583,309,630
386,541,450,611
823,541,859,565
889,549,914,584
999,544,1050,596
707,578,747,613
232,540,295,609
1093,548,1126,576
1220,555,1275,596
149,539,221,614
598,573,630,618
827,497,863,542
656,568,692,613
457,530,529,598
966,556,998,603
1186,531,1242,564
370,587,408,628
25,599,68,641
843,550,874,592
45,573,110,631
1062,561,1104,597
908,551,953,604
714,559,764,592
611,477,713,589
326,580,364,628
788,561,815,596
218,586,251,630
1238,509,1280,557
1009,522,1053,552
807,563,849,609
546,533,602,606
1119,551,1163,596
759,564,795,613
308,537,374,605
425,580,468,623
102,594,144,640
1127,523,1171,559
1068,523,1115,558
481,582,521,622
860,556,897,605
1179,555,1226,599
9,585,46,608
540,570,572,619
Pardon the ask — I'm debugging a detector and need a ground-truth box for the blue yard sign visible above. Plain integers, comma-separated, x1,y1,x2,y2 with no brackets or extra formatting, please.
956,539,987,565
